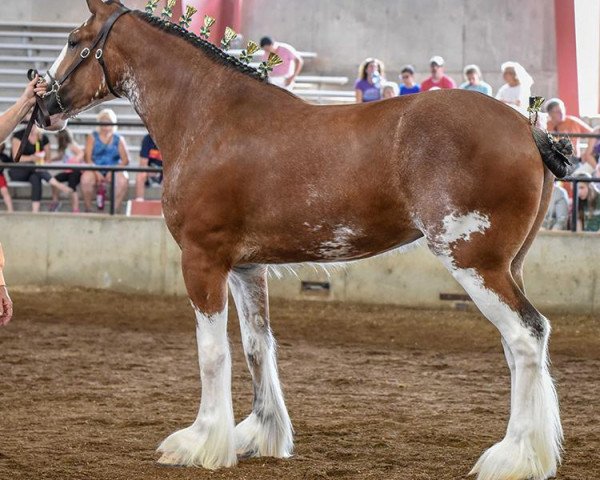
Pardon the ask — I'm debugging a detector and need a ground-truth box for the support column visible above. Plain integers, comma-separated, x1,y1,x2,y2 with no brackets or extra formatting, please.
554,0,579,115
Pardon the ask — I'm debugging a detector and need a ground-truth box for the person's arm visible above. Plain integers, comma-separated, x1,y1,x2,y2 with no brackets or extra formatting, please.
84,134,94,164
578,124,596,168
355,88,363,103
0,243,13,327
118,137,130,166
0,243,5,287
285,55,304,86
0,76,46,144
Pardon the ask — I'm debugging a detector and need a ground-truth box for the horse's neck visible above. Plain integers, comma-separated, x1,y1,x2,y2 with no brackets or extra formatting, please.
114,20,249,161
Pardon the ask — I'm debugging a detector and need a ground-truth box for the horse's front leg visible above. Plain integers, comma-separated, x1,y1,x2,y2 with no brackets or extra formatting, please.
157,246,236,469
229,265,294,459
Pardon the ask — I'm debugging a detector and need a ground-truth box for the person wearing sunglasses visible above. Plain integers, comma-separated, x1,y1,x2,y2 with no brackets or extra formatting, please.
398,65,420,95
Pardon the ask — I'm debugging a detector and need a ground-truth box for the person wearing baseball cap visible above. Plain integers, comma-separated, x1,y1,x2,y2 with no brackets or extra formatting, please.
420,55,456,92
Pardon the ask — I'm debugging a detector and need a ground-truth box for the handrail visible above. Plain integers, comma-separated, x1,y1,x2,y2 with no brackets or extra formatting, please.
550,132,600,139
2,163,600,228
0,162,161,215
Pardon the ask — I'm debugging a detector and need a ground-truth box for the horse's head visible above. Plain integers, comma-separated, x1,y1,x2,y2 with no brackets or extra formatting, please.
39,0,129,131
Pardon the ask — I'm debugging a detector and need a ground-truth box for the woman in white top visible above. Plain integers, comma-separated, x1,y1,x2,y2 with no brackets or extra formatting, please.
495,62,533,116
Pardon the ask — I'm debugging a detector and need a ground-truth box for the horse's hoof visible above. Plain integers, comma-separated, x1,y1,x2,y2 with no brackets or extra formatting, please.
157,452,183,466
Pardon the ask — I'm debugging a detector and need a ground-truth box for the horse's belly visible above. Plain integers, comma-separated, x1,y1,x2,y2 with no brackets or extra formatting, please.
242,225,423,264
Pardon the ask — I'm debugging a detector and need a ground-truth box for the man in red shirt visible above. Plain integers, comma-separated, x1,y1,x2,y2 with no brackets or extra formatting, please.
420,56,456,91
546,98,593,162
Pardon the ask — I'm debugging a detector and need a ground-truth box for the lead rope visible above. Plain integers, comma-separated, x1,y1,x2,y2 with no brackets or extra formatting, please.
13,69,51,163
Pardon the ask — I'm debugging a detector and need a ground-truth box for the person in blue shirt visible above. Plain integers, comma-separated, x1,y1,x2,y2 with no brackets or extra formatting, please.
459,64,492,96
81,109,130,212
135,134,163,200
398,65,420,95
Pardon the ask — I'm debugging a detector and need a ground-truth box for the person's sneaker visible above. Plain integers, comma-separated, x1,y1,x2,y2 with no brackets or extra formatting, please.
49,201,62,212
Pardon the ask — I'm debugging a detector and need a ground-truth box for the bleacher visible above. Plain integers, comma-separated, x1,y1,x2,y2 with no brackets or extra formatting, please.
0,20,354,211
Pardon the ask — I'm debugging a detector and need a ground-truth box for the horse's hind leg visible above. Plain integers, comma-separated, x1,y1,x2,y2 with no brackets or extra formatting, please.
157,246,236,469
425,214,561,480
229,265,293,459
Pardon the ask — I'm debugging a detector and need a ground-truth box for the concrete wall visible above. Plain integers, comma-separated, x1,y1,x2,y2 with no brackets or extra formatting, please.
241,0,557,97
1,213,599,314
2,0,558,98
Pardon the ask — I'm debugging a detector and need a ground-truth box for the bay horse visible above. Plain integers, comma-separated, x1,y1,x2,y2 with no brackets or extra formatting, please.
36,1,573,479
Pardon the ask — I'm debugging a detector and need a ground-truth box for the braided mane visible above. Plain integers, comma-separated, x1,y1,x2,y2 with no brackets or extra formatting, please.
133,10,266,82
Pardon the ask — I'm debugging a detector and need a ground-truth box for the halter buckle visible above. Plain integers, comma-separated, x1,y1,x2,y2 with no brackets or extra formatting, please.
95,49,103,60
80,48,91,58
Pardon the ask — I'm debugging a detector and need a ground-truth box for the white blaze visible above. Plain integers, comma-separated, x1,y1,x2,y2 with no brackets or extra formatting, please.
46,44,68,82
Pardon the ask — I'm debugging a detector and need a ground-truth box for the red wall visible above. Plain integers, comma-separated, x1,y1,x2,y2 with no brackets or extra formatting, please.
183,0,243,46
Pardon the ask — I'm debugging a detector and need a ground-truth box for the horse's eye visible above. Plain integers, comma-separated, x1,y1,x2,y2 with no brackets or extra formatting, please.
68,39,78,48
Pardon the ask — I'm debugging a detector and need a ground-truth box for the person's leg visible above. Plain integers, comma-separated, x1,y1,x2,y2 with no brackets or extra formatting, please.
68,172,81,212
47,176,73,196
136,158,148,200
30,171,42,213
114,172,129,213
0,186,13,212
49,172,67,212
80,171,97,212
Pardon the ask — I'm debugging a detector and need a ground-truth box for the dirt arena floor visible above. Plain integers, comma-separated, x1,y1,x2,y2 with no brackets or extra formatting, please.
0,287,598,480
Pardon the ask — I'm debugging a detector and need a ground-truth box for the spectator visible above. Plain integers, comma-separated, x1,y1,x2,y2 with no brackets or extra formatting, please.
382,82,399,99
495,61,533,116
81,109,130,213
355,58,385,103
398,65,420,95
541,184,569,231
573,172,600,232
260,37,304,91
420,56,456,91
0,143,13,212
9,124,72,213
584,126,600,167
545,98,594,169
459,64,492,95
135,134,163,200
50,129,84,213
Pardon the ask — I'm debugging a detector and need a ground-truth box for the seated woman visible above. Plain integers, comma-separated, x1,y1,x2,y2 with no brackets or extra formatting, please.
9,124,71,213
81,109,130,213
50,129,84,213
573,172,600,232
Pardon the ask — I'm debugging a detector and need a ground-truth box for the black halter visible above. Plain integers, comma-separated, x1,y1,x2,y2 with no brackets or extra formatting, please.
15,4,130,162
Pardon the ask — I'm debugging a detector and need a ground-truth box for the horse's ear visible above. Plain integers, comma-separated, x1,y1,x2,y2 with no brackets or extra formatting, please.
86,0,104,14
